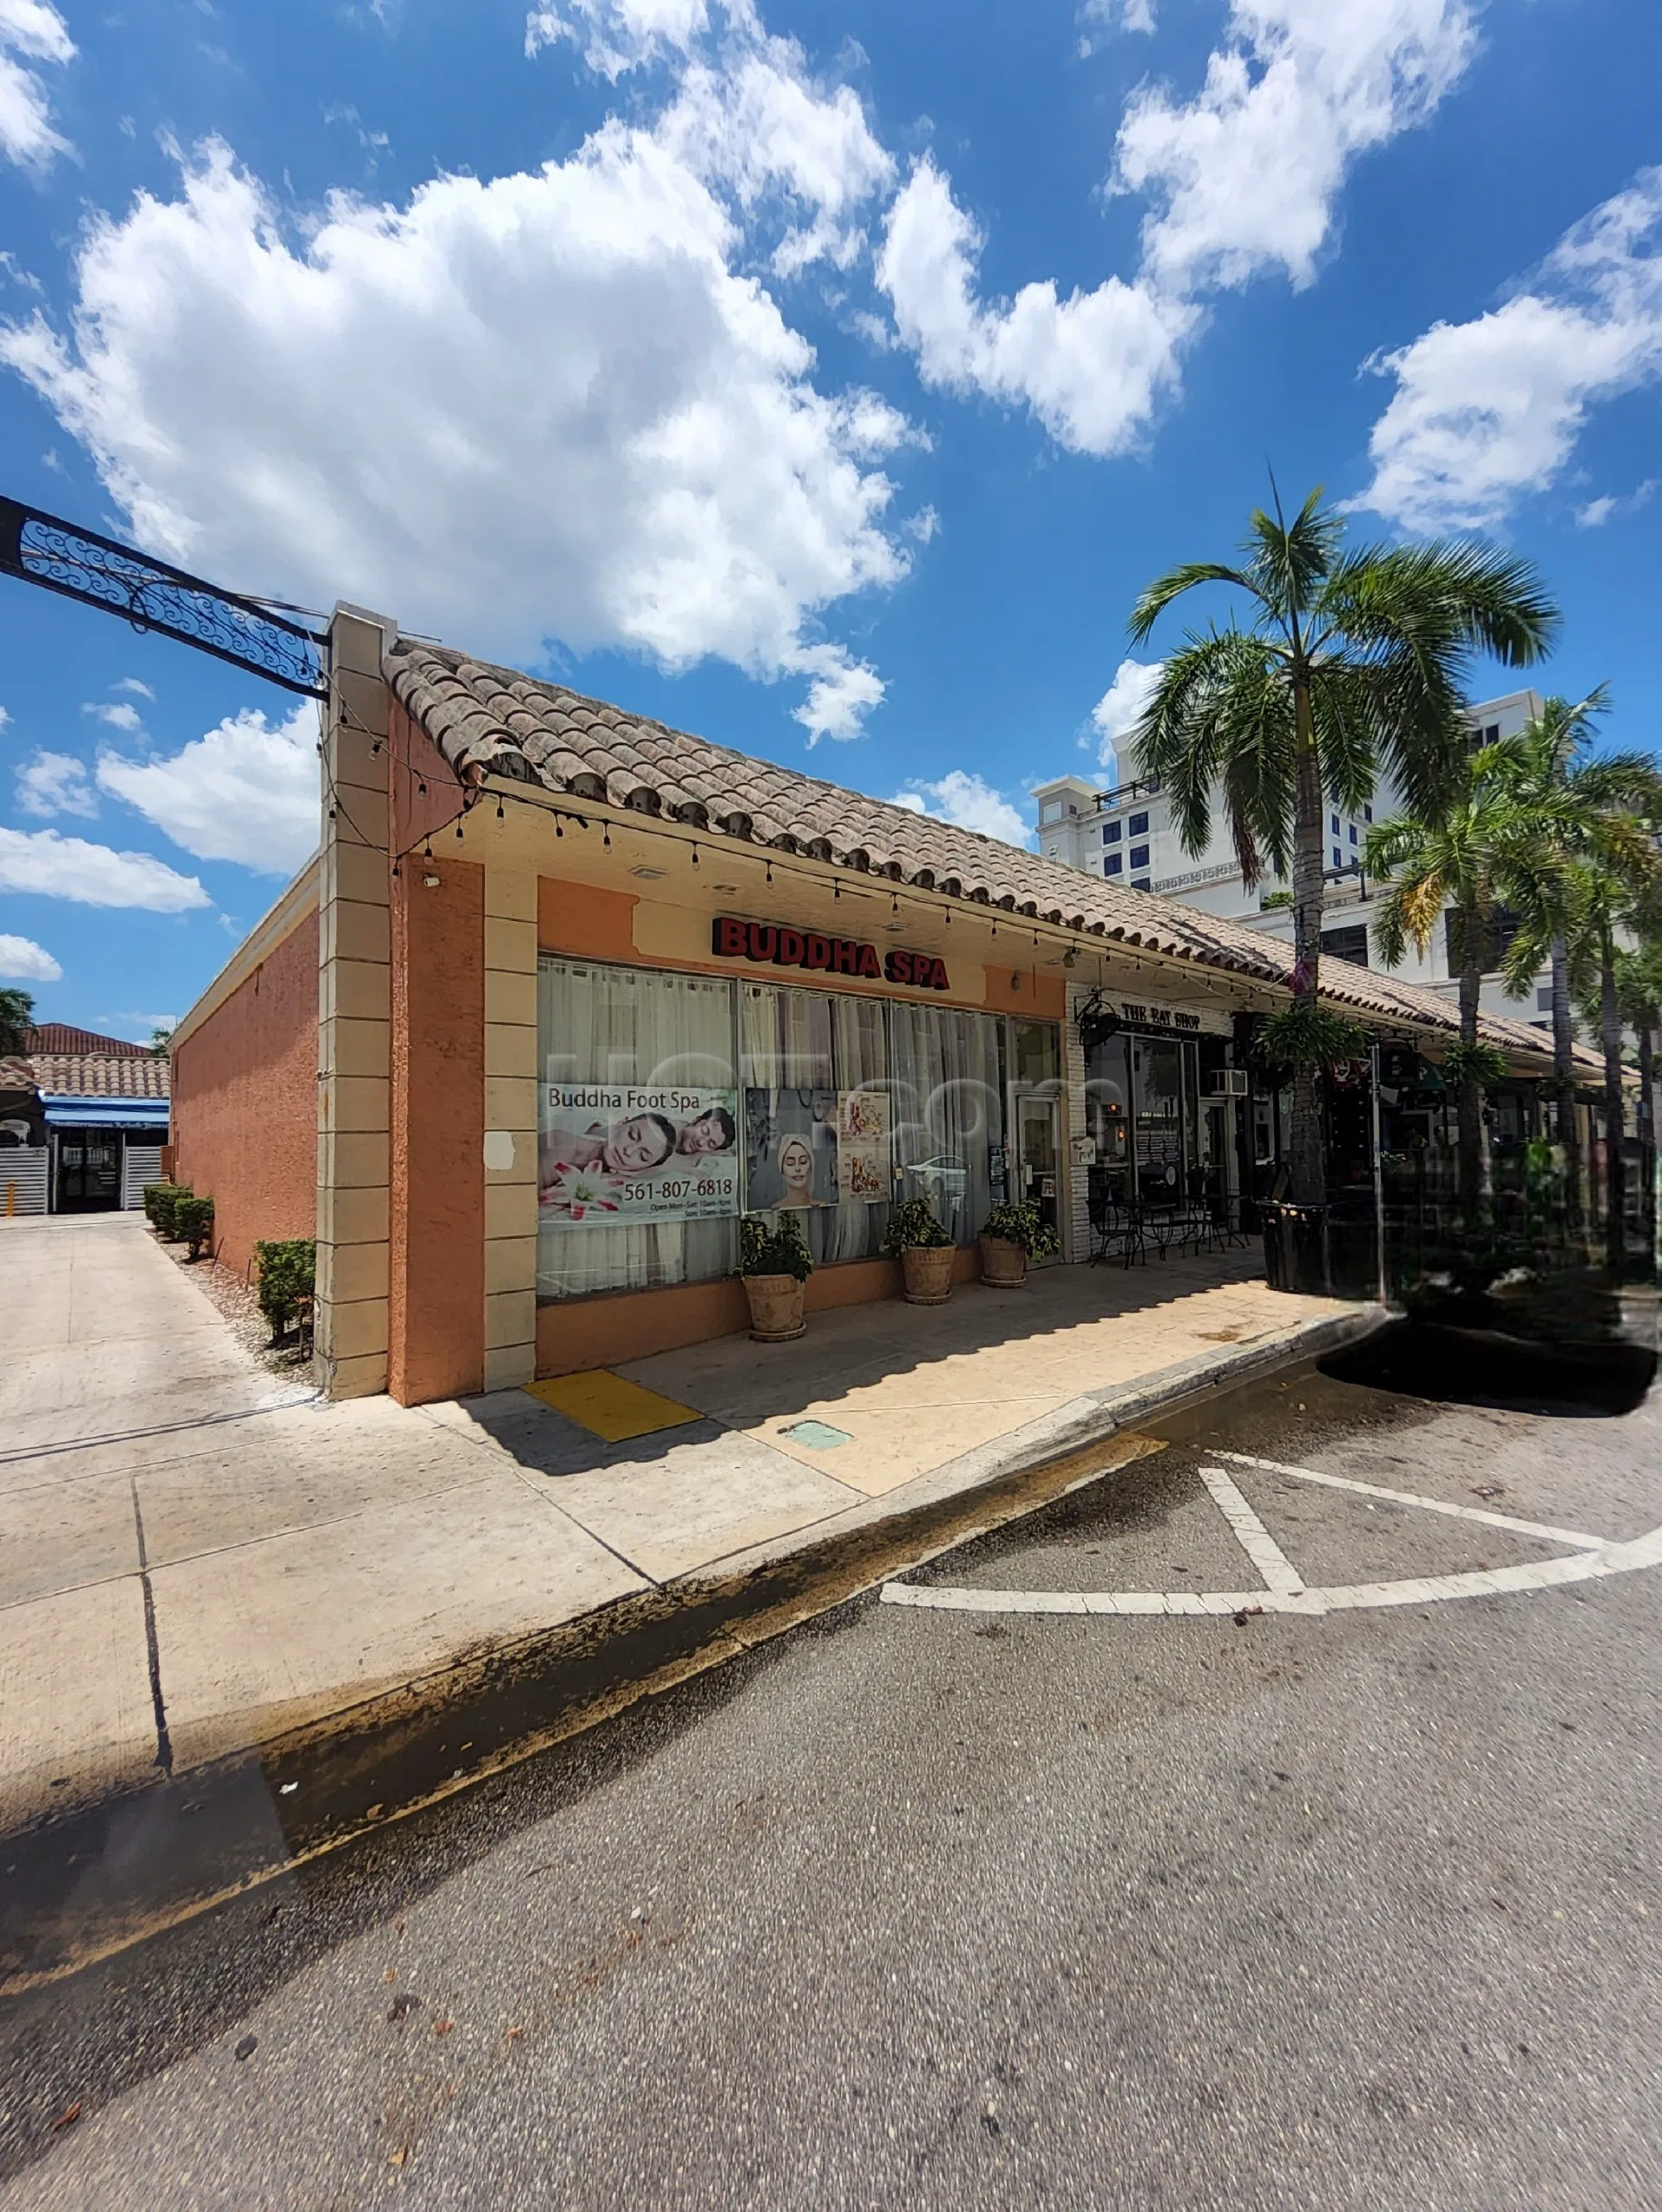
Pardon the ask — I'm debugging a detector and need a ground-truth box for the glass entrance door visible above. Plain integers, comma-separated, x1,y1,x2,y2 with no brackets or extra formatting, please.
55,1132,122,1211
1013,1090,1060,1249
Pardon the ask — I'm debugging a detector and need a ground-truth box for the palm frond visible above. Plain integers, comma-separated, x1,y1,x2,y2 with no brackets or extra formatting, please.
1128,563,1260,644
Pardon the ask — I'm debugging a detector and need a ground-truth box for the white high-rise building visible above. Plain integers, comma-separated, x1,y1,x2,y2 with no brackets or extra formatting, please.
1032,691,1550,1025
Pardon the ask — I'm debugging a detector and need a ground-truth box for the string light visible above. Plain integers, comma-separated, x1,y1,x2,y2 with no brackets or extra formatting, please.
603,823,612,848
496,796,505,820
766,858,774,886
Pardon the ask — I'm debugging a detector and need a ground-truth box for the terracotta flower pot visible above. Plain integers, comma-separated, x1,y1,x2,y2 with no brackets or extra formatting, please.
743,1272,806,1342
901,1243,956,1306
978,1235,1028,1287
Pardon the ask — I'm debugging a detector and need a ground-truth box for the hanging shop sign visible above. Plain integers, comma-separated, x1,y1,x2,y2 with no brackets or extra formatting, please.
711,915,949,993
538,1083,741,1224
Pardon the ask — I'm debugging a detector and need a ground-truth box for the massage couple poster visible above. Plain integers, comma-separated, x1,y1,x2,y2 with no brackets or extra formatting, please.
538,1084,740,1223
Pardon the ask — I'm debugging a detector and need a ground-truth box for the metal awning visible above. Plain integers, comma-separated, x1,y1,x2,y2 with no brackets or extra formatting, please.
41,1096,170,1130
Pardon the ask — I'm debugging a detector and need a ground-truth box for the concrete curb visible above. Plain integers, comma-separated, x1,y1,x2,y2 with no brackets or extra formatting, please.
0,1300,1385,1989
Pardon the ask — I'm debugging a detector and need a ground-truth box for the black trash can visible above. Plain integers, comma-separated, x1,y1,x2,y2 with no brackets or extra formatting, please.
1262,1201,1332,1295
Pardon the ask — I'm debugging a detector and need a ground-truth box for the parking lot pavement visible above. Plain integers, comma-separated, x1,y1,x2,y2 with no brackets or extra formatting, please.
3,1333,1659,2208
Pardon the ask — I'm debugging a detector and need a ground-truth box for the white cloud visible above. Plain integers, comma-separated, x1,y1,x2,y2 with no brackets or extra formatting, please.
1357,168,1662,531
83,700,144,732
525,0,714,76
1576,478,1656,529
1116,0,1477,294
876,156,1193,457
0,0,74,171
1081,0,1156,39
1089,656,1163,772
111,676,156,699
792,649,883,744
891,769,1031,847
3,88,910,744
0,826,209,909
16,748,96,817
0,931,60,982
0,705,10,729
97,702,320,874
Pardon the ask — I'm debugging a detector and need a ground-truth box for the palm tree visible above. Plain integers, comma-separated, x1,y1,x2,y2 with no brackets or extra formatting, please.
1366,739,1567,1222
1490,690,1614,1230
1498,715,1662,1271
1606,940,1662,1266
1129,486,1557,1205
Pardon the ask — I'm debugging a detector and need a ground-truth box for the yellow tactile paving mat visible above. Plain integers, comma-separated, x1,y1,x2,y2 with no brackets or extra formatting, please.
524,1369,704,1443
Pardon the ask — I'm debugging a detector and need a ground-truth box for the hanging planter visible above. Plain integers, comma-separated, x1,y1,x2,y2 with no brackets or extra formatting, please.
880,1198,957,1306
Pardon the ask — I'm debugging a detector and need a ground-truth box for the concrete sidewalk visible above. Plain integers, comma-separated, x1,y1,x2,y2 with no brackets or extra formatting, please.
1,1214,1373,1845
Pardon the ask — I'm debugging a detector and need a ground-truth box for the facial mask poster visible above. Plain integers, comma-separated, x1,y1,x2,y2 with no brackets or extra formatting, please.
539,1085,741,1223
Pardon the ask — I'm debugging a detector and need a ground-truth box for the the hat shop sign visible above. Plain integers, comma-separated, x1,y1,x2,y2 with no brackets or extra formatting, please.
711,915,949,992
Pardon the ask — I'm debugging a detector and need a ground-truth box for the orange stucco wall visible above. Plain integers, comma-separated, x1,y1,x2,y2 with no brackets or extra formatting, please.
170,908,319,1280
389,855,486,1406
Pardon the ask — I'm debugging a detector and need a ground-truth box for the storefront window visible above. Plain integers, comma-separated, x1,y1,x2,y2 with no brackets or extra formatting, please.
1130,1037,1187,1197
537,959,740,1300
741,984,890,1264
889,1004,1005,1246
1085,1033,1133,1196
537,956,1040,1296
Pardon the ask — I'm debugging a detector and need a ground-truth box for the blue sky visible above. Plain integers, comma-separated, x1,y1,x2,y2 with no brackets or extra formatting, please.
0,0,1658,1038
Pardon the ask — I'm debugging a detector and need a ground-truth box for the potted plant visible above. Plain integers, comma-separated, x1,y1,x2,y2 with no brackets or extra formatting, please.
978,1198,1060,1287
880,1198,958,1306
739,1212,813,1341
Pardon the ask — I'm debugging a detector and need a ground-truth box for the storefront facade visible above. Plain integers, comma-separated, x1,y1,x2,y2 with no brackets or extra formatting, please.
168,607,1572,1408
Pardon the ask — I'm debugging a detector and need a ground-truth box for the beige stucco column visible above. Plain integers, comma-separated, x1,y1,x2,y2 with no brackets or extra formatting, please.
314,604,395,1399
481,861,539,1389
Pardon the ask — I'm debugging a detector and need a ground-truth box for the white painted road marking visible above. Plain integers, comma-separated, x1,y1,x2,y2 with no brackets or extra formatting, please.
1197,1465,1307,1596
1213,1451,1609,1553
880,1449,1662,1620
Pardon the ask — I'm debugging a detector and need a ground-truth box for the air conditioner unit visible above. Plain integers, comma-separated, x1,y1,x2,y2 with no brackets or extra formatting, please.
1207,1069,1250,1097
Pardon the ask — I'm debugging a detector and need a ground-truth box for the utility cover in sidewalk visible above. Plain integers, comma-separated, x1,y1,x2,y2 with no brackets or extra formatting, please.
525,1370,702,1442
777,1419,853,1449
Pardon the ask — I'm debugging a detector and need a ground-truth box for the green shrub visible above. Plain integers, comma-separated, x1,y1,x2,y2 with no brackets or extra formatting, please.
880,1198,953,1257
255,1237,316,1341
141,1183,168,1226
172,1193,215,1261
739,1212,814,1282
981,1198,1060,1259
149,1184,191,1239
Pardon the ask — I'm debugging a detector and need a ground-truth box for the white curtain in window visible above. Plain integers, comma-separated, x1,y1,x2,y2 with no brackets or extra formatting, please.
537,959,736,1299
889,1005,1003,1245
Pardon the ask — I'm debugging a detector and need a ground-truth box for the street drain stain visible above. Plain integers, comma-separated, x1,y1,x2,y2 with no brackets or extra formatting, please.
778,1419,853,1449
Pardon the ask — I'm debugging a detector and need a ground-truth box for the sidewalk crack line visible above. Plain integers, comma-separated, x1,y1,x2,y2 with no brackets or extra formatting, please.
130,1479,173,1777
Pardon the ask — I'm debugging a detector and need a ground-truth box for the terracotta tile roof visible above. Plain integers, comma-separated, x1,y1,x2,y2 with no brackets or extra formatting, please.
387,640,1589,1072
31,1052,170,1098
24,1024,149,1058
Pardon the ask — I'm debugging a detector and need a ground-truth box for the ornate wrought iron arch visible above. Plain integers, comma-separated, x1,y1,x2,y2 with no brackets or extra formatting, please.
0,495,328,699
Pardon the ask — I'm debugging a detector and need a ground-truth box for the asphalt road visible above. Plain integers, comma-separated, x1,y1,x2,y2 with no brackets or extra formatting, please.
3,1337,1660,2210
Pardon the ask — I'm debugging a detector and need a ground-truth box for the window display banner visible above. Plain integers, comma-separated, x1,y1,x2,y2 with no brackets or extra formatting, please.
539,1084,741,1223
744,1087,840,1209
835,1088,891,1202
